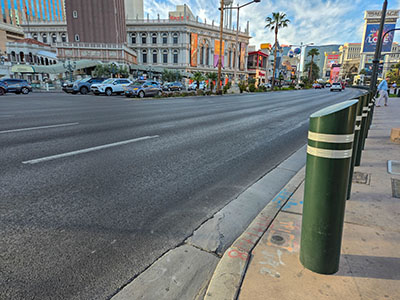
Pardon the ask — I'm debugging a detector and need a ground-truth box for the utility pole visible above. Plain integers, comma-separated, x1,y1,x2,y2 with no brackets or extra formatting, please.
216,0,224,95
370,0,388,92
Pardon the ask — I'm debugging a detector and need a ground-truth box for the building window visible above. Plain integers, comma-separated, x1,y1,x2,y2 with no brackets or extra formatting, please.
52,34,57,43
228,50,232,68
61,34,67,42
141,33,147,44
173,33,178,44
152,33,157,44
153,50,157,63
74,34,80,42
206,46,210,66
73,10,78,18
142,50,147,63
131,34,136,44
33,33,38,40
200,45,204,65
162,33,168,44
42,34,48,43
163,50,168,63
173,50,178,64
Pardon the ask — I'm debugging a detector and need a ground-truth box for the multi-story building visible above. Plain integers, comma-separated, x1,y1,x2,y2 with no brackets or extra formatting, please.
126,4,251,80
302,44,341,79
338,43,361,81
125,0,144,20
66,0,126,44
247,49,269,86
0,0,65,52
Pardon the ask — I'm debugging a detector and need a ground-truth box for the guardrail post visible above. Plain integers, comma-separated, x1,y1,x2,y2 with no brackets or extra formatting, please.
355,94,368,166
300,100,358,274
347,96,364,200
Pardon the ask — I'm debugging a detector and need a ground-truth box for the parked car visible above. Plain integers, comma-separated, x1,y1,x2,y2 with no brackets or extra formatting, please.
330,82,342,92
165,82,184,91
0,78,32,95
124,80,162,98
312,83,322,89
0,81,7,95
325,83,331,88
71,77,107,94
91,78,132,96
188,82,206,91
259,83,272,89
63,80,80,93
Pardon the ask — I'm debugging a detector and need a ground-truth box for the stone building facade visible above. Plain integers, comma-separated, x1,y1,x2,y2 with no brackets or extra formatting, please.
126,16,251,79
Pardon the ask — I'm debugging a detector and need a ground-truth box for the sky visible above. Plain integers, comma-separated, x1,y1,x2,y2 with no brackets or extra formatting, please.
144,0,400,48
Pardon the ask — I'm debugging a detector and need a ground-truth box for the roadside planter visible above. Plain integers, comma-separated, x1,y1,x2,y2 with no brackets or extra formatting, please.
300,100,358,274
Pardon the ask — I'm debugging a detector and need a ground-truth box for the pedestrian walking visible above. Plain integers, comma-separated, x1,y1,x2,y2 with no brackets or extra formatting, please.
376,77,389,107
392,82,397,96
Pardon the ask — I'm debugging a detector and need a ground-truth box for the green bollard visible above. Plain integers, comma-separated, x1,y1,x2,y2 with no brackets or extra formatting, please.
347,96,363,200
355,94,368,167
358,95,369,158
362,93,372,150
300,100,358,274
366,93,373,136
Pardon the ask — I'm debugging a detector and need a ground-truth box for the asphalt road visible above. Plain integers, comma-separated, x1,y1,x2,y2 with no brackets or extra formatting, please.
0,88,362,300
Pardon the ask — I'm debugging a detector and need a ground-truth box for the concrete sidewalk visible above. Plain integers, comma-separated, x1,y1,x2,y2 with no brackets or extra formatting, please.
235,97,400,299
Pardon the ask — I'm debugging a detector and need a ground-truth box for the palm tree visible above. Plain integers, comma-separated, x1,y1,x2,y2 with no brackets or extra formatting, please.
192,72,204,90
265,12,290,89
207,72,218,92
307,48,320,82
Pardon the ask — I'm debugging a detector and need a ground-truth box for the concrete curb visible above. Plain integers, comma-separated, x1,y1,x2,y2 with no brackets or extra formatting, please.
204,167,306,300
111,145,307,300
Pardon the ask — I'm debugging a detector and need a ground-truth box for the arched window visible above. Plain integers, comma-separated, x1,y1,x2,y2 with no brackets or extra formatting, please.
40,57,44,65
162,49,168,64
152,33,157,44
205,44,210,66
11,51,16,62
162,33,168,44
141,33,147,44
19,52,25,63
200,44,204,65
42,34,48,44
52,34,57,43
45,58,49,65
142,50,147,63
131,33,136,44
172,33,178,44
61,33,67,42
153,49,158,63
228,49,232,68
33,33,38,40
173,50,178,64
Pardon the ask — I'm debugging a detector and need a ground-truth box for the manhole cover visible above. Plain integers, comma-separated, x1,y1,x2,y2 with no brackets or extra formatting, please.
392,178,400,198
270,235,285,245
352,172,371,184
388,160,400,175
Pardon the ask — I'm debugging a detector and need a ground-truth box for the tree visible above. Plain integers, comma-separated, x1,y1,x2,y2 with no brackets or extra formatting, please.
304,61,320,82
192,71,205,90
207,72,218,92
265,12,290,89
386,62,400,84
307,48,320,82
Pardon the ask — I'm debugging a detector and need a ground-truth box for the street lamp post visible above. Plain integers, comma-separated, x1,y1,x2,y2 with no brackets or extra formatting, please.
216,0,225,95
63,60,77,82
222,0,261,86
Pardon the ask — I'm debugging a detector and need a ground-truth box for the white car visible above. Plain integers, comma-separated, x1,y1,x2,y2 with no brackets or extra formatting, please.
91,78,132,96
330,82,342,92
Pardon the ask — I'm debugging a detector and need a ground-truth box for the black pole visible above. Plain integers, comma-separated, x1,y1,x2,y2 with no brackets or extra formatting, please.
370,0,388,92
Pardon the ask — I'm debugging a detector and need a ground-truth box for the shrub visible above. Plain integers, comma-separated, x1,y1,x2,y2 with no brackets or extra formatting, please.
238,81,247,93
248,84,256,92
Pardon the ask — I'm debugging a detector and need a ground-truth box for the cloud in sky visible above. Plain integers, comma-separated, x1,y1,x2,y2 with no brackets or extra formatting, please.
144,0,400,47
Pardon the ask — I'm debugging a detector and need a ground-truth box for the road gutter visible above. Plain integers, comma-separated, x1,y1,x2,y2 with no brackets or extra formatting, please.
110,144,307,300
